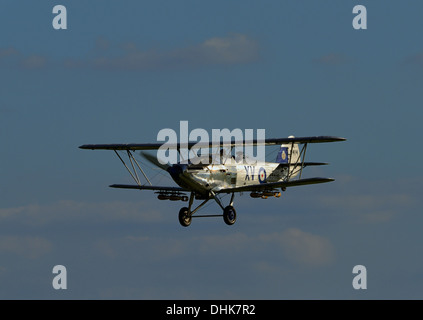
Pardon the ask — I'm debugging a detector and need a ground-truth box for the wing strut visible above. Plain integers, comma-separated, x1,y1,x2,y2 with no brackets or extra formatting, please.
299,143,308,179
113,150,152,186
287,141,294,179
286,142,309,181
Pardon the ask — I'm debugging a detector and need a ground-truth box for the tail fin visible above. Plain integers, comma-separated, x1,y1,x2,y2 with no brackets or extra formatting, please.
276,136,300,164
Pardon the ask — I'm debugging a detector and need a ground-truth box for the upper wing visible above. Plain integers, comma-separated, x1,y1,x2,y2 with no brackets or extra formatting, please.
109,184,188,192
78,136,346,151
217,177,335,194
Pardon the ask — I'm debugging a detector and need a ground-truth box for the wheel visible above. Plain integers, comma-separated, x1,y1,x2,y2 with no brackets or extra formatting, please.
178,207,192,227
223,206,237,225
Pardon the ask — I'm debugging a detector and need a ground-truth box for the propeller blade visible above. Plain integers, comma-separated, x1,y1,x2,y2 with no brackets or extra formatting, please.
140,151,170,171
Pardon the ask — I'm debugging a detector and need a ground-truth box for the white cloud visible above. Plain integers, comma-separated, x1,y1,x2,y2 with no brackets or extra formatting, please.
20,55,47,69
0,236,52,259
106,229,335,267
92,235,185,262
0,200,165,226
265,228,334,267
319,194,414,209
200,34,259,64
2,34,259,72
0,47,18,59
317,193,416,223
192,230,334,266
0,47,48,69
66,33,259,71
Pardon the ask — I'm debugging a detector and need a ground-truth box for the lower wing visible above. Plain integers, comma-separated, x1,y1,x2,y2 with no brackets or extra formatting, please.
110,177,333,194
109,184,188,192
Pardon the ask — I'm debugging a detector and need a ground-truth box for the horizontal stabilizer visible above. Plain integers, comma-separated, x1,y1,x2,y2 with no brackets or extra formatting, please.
303,162,328,167
279,162,328,167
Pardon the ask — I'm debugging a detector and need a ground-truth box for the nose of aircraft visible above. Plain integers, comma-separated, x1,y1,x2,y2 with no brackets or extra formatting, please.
167,163,188,179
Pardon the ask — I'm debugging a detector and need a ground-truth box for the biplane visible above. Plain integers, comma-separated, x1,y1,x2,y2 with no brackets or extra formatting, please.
79,135,345,227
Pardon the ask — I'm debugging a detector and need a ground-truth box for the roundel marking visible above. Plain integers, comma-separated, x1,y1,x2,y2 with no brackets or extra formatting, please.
258,167,266,183
281,150,286,160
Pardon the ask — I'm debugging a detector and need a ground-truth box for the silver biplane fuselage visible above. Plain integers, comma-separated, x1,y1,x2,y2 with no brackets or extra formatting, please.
169,160,294,196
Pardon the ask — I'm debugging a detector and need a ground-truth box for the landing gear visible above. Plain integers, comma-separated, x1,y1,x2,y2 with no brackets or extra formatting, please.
177,192,237,227
178,207,192,227
223,206,237,225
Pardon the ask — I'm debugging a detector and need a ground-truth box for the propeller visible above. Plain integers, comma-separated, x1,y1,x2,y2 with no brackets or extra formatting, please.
140,151,170,171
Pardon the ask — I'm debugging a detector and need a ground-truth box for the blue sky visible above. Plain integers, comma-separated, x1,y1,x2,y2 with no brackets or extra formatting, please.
1,1,422,299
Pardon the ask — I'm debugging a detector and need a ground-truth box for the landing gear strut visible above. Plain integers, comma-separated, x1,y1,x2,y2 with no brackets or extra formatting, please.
177,192,237,227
